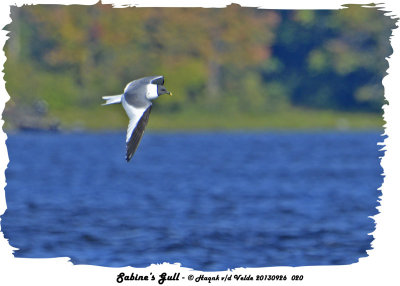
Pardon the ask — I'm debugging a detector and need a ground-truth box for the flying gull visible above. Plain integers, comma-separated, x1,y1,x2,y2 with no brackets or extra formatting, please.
102,76,172,162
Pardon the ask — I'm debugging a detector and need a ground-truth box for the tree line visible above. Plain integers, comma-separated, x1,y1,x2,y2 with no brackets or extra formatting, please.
3,4,397,129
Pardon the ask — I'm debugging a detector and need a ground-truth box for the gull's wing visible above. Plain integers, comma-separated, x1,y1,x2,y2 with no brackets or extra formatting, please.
125,105,152,162
139,75,164,85
149,75,164,85
124,76,164,95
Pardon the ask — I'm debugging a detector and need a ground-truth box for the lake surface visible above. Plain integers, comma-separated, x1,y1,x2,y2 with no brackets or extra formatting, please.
2,131,383,270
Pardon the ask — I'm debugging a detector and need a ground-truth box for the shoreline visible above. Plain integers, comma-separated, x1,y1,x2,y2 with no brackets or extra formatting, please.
3,107,385,132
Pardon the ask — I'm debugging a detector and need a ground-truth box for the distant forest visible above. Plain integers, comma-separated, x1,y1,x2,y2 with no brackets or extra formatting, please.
3,4,397,130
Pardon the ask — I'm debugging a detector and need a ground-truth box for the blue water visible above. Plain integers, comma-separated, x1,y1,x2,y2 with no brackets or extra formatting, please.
2,131,383,270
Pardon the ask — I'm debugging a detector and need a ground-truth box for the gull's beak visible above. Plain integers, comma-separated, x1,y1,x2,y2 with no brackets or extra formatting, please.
168,91,173,96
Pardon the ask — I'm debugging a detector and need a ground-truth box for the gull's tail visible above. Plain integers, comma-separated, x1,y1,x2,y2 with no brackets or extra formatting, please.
102,94,122,105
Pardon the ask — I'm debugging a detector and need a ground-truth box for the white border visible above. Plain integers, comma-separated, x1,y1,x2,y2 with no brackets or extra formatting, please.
1,1,399,285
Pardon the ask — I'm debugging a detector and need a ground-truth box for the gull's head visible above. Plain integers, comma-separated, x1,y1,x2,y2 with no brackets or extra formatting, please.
145,76,173,100
157,85,172,97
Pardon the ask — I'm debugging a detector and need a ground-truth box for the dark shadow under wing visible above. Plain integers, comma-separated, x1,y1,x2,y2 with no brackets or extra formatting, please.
126,105,152,162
